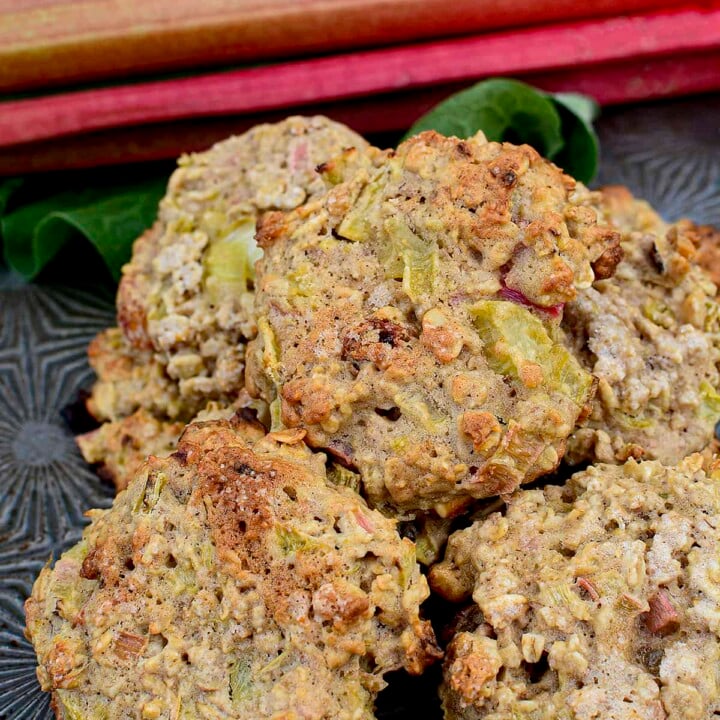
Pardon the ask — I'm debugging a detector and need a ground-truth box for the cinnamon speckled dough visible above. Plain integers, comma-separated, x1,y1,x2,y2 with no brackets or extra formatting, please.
564,186,720,465
431,455,720,720
27,421,440,720
76,392,268,491
248,130,620,514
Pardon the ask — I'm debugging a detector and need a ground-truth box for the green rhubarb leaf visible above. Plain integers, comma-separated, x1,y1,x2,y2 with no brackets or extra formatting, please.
550,92,600,184
403,78,564,159
2,177,165,281
404,79,600,183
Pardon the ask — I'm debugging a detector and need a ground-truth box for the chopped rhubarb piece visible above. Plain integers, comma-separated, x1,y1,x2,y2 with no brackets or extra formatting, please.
498,285,564,318
645,590,679,635
354,510,374,534
289,140,308,173
576,576,600,602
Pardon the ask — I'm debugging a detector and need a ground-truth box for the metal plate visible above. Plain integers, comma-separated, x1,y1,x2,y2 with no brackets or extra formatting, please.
2,94,719,719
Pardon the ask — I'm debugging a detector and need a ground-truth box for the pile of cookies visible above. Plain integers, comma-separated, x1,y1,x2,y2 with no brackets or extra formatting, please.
26,117,720,719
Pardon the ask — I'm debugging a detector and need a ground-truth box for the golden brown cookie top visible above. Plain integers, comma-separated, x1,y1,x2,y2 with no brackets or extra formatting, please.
27,421,439,720
260,131,620,311
249,131,619,514
76,392,268,491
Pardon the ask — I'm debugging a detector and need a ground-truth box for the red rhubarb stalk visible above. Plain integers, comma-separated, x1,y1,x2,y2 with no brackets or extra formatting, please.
2,5,720,149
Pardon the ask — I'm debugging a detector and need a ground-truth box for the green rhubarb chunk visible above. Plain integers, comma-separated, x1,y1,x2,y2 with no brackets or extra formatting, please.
641,299,674,329
204,217,262,302
615,411,655,430
276,527,315,555
414,518,453,566
700,380,720,420
56,692,108,720
538,582,590,621
133,472,167,514
269,397,285,432
337,176,384,242
383,216,438,302
327,464,361,493
230,658,254,706
258,317,282,387
393,390,448,434
470,300,593,407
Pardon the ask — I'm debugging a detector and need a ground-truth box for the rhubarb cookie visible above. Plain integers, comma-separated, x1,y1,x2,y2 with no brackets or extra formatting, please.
27,421,439,720
116,115,367,403
80,117,367,488
431,454,720,720
248,130,620,514
564,186,720,465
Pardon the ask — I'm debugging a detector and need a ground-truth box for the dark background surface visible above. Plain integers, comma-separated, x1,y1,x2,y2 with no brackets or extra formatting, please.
1,94,719,719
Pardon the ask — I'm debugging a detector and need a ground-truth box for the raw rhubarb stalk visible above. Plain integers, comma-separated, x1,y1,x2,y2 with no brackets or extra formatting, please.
1,5,720,151
2,49,720,174
0,0,683,92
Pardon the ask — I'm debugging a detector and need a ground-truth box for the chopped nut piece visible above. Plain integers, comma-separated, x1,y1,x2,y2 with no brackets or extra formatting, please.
518,361,544,388
645,590,680,635
460,412,502,455
267,428,307,444
114,632,147,661
421,308,464,363
548,635,588,679
446,634,502,705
